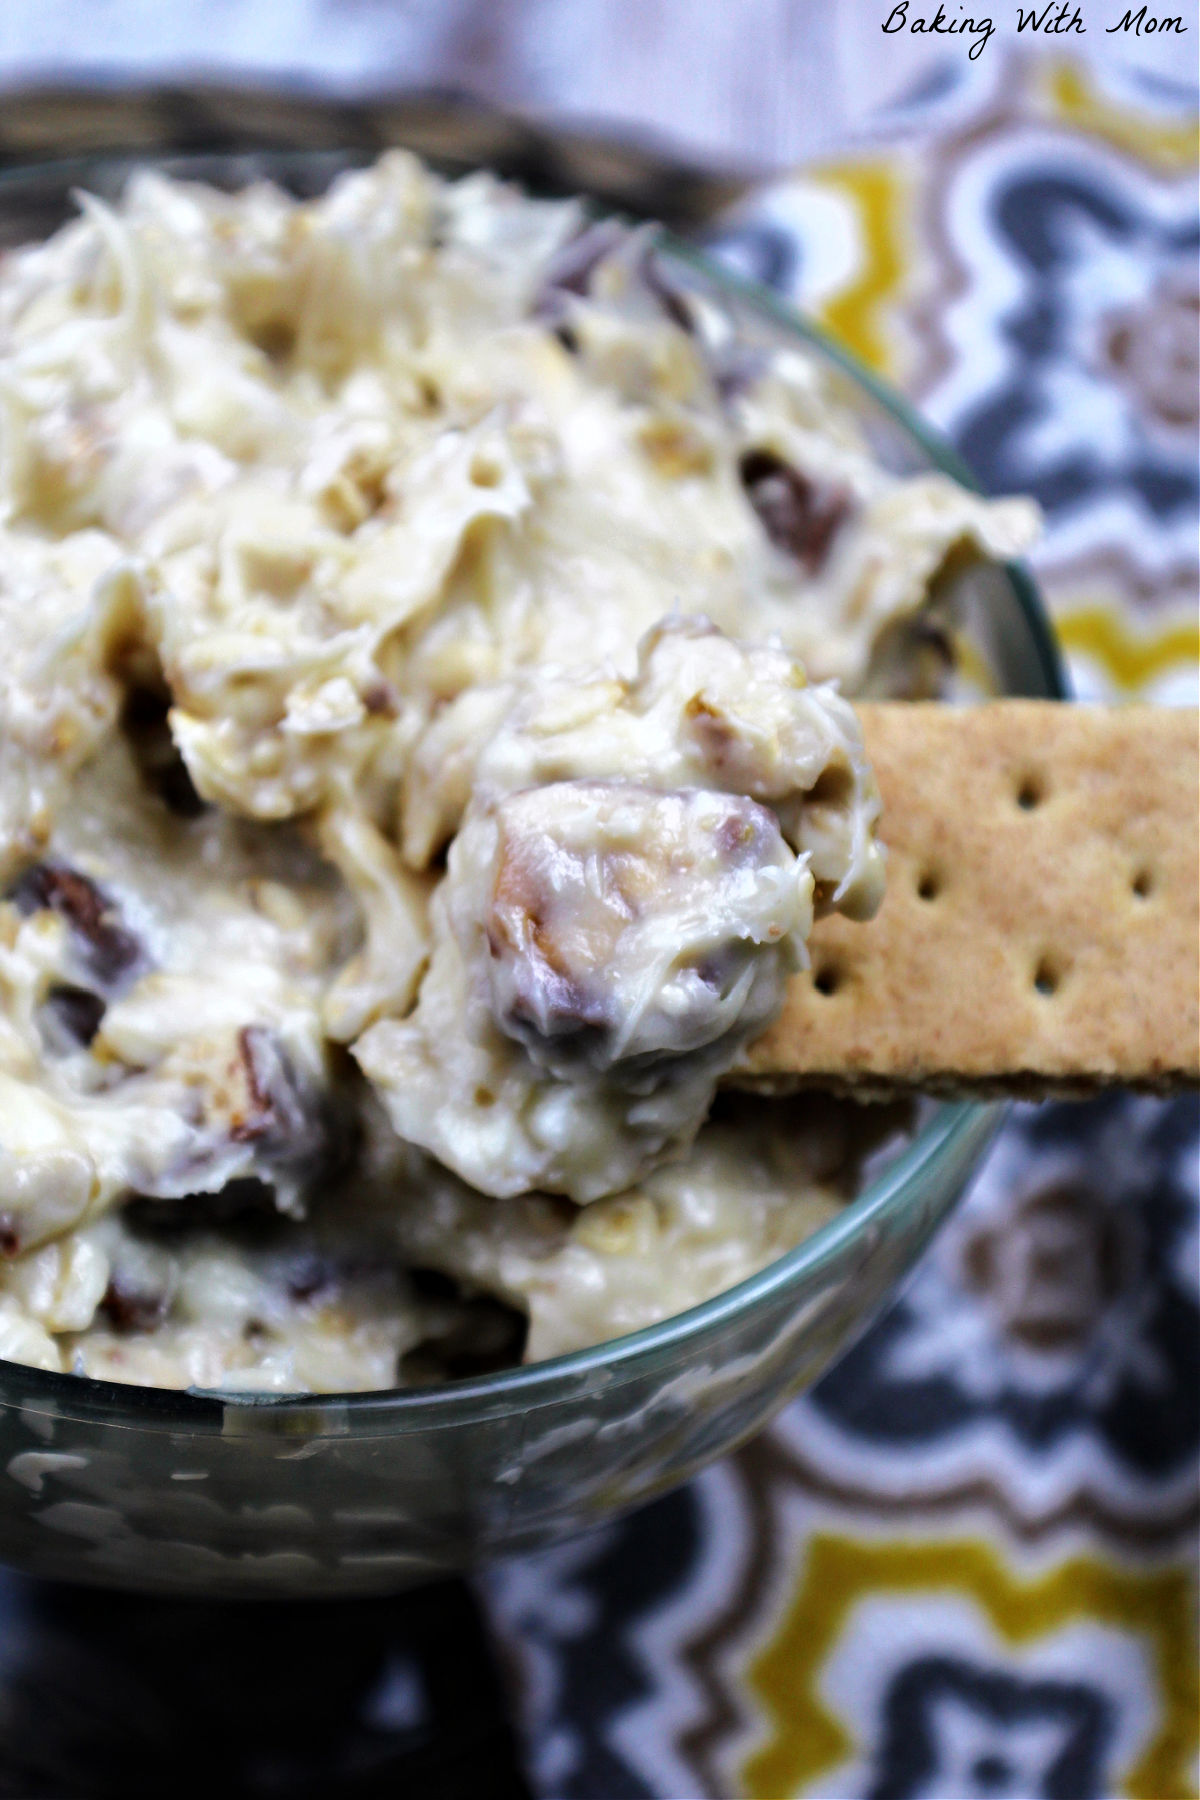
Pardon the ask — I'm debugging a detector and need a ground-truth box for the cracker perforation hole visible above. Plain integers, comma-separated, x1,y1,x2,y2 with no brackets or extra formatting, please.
1033,955,1062,998
1016,774,1045,811
813,963,841,998
1131,868,1154,899
916,869,941,902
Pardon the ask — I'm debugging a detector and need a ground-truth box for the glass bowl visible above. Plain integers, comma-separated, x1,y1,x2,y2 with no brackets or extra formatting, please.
0,151,1066,1598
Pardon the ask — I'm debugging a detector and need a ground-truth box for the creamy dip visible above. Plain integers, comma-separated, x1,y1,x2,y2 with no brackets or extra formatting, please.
0,154,1036,1389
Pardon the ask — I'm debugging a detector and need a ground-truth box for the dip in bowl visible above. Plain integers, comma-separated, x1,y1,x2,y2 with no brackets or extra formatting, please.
0,150,1062,1596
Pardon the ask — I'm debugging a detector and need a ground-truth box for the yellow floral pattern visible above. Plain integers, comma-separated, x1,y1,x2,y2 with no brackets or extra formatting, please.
743,1535,1199,1799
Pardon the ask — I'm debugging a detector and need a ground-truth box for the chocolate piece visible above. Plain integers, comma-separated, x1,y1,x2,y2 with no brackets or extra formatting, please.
234,1027,330,1162
484,782,797,1082
7,863,142,987
739,448,852,573
100,1275,169,1334
230,1027,353,1194
40,983,106,1049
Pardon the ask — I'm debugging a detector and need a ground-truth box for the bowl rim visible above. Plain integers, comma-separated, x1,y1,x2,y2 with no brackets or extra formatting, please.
0,149,1067,1429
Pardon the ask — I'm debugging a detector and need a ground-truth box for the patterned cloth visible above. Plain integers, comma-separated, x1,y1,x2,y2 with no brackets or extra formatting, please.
0,52,1190,1800
477,52,1200,1800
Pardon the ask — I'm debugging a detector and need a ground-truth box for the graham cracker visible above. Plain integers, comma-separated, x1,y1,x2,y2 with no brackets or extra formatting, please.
741,702,1200,1096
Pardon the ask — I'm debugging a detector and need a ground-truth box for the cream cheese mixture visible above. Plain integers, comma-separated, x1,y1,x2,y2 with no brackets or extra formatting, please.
0,154,1036,1389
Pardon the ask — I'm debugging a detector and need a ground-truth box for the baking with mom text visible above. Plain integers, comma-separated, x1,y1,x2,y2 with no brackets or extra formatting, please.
881,2,1187,57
